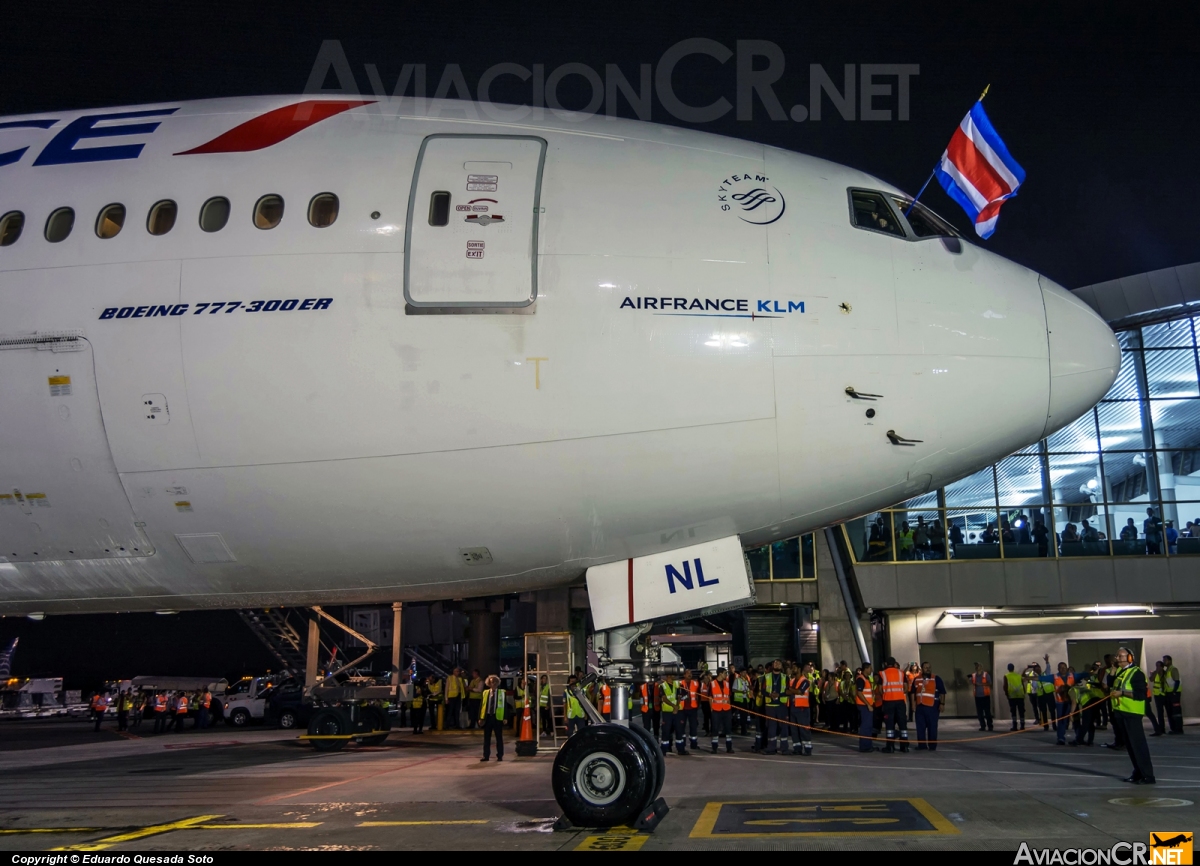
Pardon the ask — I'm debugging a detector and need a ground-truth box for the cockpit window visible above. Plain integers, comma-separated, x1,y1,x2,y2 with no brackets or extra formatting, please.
849,190,904,237
892,196,960,239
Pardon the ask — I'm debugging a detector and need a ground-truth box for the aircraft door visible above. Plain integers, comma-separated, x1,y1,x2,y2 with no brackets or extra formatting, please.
404,135,546,311
0,334,152,562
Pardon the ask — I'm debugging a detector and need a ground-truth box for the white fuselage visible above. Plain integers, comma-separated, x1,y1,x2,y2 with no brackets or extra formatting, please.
0,97,1119,614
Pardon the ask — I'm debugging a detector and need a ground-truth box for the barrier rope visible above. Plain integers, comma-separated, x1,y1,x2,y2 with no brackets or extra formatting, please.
639,686,1103,746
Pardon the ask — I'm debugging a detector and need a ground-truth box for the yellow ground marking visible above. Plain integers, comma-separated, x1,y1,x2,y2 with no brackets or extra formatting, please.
358,820,490,827
0,828,101,834
575,827,648,851
53,815,224,850
198,823,322,829
689,797,959,838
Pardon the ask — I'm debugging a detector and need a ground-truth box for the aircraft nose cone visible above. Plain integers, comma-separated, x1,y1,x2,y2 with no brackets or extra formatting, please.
1041,276,1121,438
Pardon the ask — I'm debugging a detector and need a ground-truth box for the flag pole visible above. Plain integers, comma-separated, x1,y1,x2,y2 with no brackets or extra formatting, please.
906,84,990,218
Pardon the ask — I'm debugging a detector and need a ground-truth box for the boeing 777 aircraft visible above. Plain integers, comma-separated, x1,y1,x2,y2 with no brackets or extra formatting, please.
0,96,1120,823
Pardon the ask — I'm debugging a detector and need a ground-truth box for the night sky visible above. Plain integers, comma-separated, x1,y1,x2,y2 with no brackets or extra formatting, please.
1,4,1197,687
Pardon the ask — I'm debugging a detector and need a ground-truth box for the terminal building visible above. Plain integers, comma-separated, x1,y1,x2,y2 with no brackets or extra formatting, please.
248,264,1199,724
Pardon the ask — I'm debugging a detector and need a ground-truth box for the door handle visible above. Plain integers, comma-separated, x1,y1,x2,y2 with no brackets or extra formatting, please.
886,430,923,446
845,386,883,400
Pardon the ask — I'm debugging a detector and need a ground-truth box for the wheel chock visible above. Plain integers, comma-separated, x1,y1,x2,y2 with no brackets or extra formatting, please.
634,798,669,832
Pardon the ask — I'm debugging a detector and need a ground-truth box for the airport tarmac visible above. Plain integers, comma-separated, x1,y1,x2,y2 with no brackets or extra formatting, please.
0,717,1195,851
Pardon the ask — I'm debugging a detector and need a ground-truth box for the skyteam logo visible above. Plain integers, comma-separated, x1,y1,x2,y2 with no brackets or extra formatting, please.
619,296,804,319
718,173,786,225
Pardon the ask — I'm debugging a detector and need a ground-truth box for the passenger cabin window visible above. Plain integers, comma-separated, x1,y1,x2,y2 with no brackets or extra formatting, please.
0,211,24,246
95,203,126,239
44,207,75,243
849,190,903,237
254,194,284,230
308,193,339,228
147,200,177,236
891,196,960,239
428,191,451,227
199,197,230,233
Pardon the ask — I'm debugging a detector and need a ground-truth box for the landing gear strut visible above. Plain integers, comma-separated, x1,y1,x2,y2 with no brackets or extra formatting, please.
551,624,670,830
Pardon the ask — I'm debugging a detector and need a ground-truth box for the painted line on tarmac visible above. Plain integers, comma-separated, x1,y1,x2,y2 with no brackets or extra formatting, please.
198,823,322,829
358,820,490,826
52,815,223,851
717,754,1200,782
0,828,102,834
257,753,451,804
688,798,958,839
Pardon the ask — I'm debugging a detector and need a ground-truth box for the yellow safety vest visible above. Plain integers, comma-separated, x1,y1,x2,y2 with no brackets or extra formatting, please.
1004,672,1025,699
479,689,505,722
565,689,585,719
539,685,550,707
1112,666,1145,715
660,681,680,714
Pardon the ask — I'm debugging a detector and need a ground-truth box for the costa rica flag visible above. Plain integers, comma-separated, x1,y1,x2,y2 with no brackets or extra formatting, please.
935,101,1026,239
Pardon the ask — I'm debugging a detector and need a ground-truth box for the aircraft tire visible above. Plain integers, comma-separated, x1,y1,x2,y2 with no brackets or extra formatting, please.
552,724,650,828
308,707,349,752
626,719,666,804
360,705,391,746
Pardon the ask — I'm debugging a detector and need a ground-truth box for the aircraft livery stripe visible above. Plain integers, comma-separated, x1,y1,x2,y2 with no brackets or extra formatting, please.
175,99,375,155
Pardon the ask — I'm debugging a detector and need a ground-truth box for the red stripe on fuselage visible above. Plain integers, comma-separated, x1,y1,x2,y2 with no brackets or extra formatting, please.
175,100,375,155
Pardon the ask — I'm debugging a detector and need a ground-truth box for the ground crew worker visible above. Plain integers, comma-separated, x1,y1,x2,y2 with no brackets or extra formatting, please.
466,669,484,730
411,681,426,733
1110,646,1155,784
1149,661,1167,736
905,662,919,722
479,675,506,762
1071,663,1104,746
709,668,733,753
1162,655,1183,734
855,663,874,752
658,672,687,755
700,672,713,735
969,662,993,731
197,689,212,730
564,675,587,738
173,691,189,732
513,676,526,731
912,661,945,750
426,674,444,730
731,667,750,735
761,660,788,755
1099,655,1117,731
679,670,701,750
90,691,108,732
445,668,463,730
879,657,909,752
1004,663,1026,730
872,669,885,739
538,675,553,737
599,678,612,721
788,662,814,756
153,690,168,734
639,676,661,739
117,690,132,732
1051,660,1075,745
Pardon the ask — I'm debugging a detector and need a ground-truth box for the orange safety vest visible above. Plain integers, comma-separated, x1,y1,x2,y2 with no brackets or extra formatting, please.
790,677,810,708
880,667,905,702
600,684,612,714
905,670,917,692
969,671,992,696
154,695,167,713
855,674,873,706
1053,672,1075,689
176,695,189,713
913,676,938,707
680,679,700,710
90,694,106,712
202,694,211,710
639,683,652,713
710,681,731,711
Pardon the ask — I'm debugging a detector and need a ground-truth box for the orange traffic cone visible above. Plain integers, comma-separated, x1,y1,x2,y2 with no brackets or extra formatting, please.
516,700,537,756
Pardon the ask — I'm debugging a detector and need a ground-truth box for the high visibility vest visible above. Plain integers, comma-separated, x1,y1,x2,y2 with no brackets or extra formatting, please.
969,671,991,697
913,676,938,707
1164,666,1181,694
600,684,612,714
680,679,700,710
480,689,506,721
154,695,167,712
1038,678,1055,696
790,677,810,708
1151,672,1165,697
762,673,786,707
428,681,443,701
710,681,731,711
732,675,749,704
539,685,550,707
854,675,873,706
640,682,659,712
468,679,483,700
1112,665,1145,715
660,681,680,713
1004,672,1025,699
201,693,211,710
1053,672,1075,690
754,676,765,707
904,670,917,693
119,695,133,711
90,695,106,712
880,667,905,702
412,693,425,709
176,696,189,713
515,685,526,709
874,677,884,708
446,676,461,698
564,689,585,719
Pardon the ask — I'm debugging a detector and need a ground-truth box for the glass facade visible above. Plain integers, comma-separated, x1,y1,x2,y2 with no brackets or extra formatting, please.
747,534,817,580
847,314,1200,563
